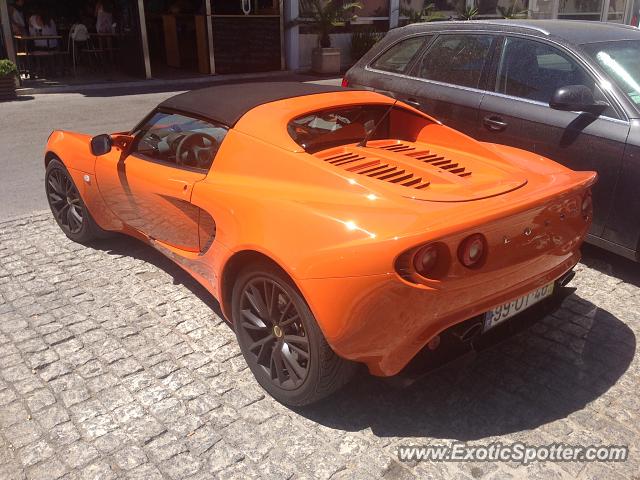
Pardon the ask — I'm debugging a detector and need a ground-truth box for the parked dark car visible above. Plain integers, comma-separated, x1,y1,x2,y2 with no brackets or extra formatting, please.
344,20,640,261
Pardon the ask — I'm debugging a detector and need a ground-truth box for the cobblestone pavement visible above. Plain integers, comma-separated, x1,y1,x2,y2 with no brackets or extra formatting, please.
0,212,638,480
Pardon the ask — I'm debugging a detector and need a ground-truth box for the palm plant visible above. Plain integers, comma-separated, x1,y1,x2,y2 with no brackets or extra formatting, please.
457,3,479,20
300,0,362,48
400,1,447,23
497,2,528,18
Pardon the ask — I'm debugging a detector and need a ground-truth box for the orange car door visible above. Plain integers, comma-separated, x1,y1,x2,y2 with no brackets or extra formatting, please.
95,111,226,252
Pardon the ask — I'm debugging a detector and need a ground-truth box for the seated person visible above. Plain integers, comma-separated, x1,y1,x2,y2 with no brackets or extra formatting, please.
95,1,114,33
28,10,58,49
9,0,27,35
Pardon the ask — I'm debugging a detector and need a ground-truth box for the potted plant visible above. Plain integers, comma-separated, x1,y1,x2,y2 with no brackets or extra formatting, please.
457,2,479,20
400,1,447,24
0,60,18,101
300,0,361,74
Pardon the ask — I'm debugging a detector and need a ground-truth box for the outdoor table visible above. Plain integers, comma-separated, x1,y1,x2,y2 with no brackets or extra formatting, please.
13,35,64,78
89,32,121,64
14,34,63,49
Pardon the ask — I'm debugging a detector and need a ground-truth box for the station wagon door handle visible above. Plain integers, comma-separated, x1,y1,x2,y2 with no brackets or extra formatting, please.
483,115,508,132
404,98,422,109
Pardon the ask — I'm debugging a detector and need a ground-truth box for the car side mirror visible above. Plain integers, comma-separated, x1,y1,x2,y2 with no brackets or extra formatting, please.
549,85,609,115
90,134,112,156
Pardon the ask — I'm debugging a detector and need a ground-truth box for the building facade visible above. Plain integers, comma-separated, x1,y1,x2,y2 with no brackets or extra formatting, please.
1,0,639,82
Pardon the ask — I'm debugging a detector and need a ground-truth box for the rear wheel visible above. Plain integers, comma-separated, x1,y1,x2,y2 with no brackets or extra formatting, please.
45,158,107,243
232,262,357,406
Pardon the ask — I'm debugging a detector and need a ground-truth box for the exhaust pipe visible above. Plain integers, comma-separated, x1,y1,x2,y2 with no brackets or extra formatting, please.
452,321,484,343
558,270,576,287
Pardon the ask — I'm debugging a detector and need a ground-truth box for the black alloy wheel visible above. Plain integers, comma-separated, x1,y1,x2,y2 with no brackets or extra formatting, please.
47,166,85,235
232,262,357,406
45,158,108,243
237,277,310,390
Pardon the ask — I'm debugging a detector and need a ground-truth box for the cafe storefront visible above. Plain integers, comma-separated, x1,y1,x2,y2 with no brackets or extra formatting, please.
0,0,285,83
2,0,640,86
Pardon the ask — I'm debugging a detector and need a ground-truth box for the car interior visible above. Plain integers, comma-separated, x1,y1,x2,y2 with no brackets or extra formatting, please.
134,112,228,170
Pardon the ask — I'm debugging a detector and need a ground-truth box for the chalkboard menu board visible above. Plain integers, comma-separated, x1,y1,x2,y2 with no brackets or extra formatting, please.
213,17,281,74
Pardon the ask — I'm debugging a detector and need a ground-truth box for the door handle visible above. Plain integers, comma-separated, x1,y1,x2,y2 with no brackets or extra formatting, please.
483,115,508,132
168,179,192,195
404,98,422,109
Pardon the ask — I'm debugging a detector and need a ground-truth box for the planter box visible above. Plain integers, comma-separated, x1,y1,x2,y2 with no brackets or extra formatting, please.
300,34,352,72
0,75,17,101
311,47,341,75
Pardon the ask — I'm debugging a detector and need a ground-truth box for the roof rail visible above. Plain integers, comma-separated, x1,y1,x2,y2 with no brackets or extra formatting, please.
404,20,551,36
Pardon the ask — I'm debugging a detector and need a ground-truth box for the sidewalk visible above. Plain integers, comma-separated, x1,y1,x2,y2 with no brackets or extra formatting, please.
16,71,342,96
0,212,638,479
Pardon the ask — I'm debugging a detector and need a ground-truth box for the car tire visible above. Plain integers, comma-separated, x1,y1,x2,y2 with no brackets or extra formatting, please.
232,262,357,406
45,158,109,244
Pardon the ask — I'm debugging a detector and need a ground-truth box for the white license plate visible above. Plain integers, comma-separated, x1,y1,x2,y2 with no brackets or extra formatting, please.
483,283,554,332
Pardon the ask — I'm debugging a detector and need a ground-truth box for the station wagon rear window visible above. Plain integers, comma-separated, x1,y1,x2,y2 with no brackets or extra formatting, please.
370,36,431,74
415,34,495,89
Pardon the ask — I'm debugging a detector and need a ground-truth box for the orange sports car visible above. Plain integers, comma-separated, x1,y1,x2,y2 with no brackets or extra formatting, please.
44,82,596,406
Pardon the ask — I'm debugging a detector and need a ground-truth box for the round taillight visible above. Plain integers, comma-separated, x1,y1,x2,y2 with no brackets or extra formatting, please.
413,244,439,276
458,234,486,268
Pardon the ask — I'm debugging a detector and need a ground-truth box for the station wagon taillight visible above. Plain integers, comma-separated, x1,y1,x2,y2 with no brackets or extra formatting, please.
341,77,349,88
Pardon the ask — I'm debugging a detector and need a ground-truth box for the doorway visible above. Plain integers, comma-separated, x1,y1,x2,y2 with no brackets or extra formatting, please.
144,0,210,77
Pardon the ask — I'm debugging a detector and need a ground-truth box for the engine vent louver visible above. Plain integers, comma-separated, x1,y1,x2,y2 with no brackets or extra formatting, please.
321,152,431,190
316,140,526,201
377,143,472,178
318,141,472,192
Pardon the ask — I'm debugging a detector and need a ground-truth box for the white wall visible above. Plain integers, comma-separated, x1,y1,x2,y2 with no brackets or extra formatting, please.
298,33,353,71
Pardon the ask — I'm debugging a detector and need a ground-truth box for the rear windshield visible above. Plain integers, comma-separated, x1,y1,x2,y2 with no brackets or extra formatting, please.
288,105,393,153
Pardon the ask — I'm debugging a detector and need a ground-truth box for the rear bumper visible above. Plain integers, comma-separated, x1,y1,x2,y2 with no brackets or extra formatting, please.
298,249,580,377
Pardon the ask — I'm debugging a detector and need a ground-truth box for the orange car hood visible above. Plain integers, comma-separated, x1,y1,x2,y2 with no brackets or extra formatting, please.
312,139,527,202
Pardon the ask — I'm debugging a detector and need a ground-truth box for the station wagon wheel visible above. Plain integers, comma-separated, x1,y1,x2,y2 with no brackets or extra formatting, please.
47,167,84,234
232,262,357,406
45,158,109,243
238,277,310,390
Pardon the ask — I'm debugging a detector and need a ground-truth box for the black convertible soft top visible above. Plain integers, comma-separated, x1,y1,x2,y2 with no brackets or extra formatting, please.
158,82,346,127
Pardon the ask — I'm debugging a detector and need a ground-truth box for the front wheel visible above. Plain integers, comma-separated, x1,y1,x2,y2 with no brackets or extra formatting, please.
45,158,107,243
232,263,357,406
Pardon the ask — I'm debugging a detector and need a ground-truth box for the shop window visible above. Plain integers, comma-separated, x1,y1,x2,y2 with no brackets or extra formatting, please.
558,0,605,21
370,36,431,74
414,34,495,89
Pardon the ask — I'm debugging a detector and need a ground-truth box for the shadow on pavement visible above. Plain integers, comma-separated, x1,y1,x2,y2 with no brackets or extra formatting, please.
299,294,635,440
1,95,35,102
88,235,635,441
14,73,340,99
581,243,640,288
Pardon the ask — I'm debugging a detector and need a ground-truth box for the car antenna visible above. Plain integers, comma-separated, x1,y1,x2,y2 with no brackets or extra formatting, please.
357,101,397,148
